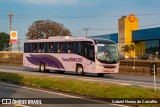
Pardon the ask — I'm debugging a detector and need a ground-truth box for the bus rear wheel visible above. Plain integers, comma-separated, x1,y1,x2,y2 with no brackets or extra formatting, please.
76,65,84,76
97,73,105,77
39,63,46,72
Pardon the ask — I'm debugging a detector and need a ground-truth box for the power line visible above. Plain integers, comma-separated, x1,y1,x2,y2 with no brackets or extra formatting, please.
89,22,160,31
90,28,117,31
139,23,160,28
1,13,160,19
137,14,160,16
2,13,160,37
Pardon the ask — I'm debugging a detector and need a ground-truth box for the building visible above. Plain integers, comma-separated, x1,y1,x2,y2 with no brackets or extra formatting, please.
132,27,160,57
92,14,160,58
91,33,118,43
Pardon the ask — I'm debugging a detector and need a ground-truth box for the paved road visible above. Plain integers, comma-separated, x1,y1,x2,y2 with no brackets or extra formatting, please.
0,65,160,89
0,82,127,107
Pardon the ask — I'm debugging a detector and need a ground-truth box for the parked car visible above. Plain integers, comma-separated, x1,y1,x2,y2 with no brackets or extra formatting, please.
138,54,155,60
119,56,125,60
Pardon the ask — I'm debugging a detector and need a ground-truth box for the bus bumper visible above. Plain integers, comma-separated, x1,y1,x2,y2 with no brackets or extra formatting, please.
96,64,119,74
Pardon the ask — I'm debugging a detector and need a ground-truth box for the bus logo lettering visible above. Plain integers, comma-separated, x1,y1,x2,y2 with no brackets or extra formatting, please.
62,57,83,62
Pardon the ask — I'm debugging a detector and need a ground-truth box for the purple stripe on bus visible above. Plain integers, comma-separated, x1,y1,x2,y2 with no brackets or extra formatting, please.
26,54,64,69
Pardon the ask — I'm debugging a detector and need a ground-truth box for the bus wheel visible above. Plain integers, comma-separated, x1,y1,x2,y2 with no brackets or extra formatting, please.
97,73,104,77
39,63,46,72
76,65,84,76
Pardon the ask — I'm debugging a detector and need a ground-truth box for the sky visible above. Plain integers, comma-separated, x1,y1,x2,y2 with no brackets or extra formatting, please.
1,0,160,50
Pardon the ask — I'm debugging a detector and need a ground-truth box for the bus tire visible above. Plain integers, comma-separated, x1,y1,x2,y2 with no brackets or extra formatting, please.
39,63,46,72
76,65,84,76
97,73,105,77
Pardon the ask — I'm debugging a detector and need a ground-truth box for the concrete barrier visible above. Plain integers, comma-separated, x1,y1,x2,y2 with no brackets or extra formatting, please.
0,52,23,66
119,60,160,77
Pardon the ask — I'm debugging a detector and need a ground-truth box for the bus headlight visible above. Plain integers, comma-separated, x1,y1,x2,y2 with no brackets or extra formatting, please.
96,64,104,69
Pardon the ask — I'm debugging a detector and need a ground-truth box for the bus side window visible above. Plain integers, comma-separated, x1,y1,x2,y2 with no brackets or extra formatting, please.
89,49,94,57
53,42,58,53
39,43,44,53
24,43,28,53
62,42,68,53
81,42,95,62
68,42,73,53
73,42,81,54
41,43,44,53
81,42,86,56
38,43,42,53
35,43,38,53
58,43,62,53
89,46,95,62
25,43,31,53
31,43,34,53
49,43,53,53
32,43,37,53
44,42,49,53
84,47,87,57
28,43,32,52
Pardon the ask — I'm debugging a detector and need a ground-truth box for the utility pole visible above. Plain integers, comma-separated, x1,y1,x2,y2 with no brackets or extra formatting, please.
8,13,13,31
83,28,89,37
8,13,13,52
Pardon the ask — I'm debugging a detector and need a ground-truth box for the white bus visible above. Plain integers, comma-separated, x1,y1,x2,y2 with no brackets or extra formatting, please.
23,36,119,77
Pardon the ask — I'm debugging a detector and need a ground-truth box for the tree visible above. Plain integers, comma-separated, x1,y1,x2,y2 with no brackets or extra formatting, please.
26,20,71,39
121,43,135,56
0,32,10,51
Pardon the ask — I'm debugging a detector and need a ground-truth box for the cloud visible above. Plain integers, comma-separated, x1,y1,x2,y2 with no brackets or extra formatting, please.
23,0,80,5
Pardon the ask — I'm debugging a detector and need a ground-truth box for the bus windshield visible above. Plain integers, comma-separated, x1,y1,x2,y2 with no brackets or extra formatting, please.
96,43,118,63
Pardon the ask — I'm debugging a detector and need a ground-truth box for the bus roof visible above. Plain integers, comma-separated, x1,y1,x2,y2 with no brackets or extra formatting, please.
88,37,115,44
24,36,115,44
25,36,91,43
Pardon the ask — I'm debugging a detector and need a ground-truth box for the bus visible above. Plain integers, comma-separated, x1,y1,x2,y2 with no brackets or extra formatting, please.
23,36,119,77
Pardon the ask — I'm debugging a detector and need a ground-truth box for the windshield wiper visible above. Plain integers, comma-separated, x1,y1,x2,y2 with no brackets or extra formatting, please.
106,50,117,62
